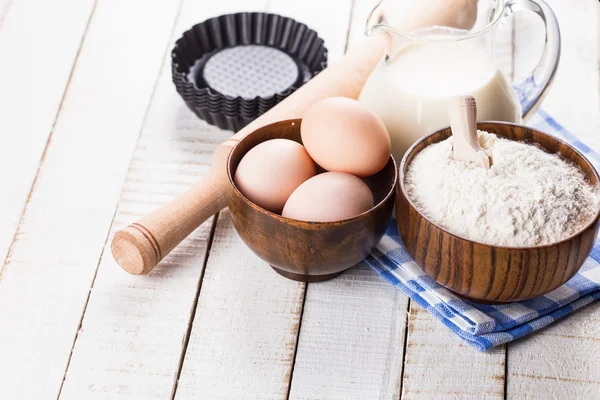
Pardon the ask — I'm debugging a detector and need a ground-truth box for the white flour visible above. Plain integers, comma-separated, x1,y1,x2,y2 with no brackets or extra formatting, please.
405,131,599,246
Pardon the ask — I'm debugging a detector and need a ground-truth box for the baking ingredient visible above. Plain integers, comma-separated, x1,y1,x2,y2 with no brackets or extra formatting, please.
234,139,316,213
359,27,521,162
405,131,599,247
301,97,391,177
282,172,374,222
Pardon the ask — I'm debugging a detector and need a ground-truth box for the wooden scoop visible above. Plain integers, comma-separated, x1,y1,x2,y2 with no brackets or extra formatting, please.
111,0,480,275
448,96,491,169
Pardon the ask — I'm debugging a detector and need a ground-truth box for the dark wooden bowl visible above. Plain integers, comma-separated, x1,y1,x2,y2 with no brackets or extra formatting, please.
397,122,600,303
227,119,397,282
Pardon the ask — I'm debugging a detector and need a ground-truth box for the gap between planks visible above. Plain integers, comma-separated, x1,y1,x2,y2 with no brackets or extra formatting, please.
0,0,96,277
397,300,411,400
170,213,220,400
55,1,184,396
343,0,356,55
59,1,272,399
10,0,595,398
0,1,186,398
285,284,309,400
285,1,355,396
0,0,96,280
397,10,517,400
0,0,98,279
172,1,356,398
284,2,409,399
507,1,600,398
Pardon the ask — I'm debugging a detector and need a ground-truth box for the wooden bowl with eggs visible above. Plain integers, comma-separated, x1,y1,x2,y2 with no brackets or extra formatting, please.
396,122,600,303
227,118,397,282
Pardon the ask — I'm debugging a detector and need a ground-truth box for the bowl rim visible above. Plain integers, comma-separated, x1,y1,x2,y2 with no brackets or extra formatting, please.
399,121,600,250
227,118,398,227
171,12,328,104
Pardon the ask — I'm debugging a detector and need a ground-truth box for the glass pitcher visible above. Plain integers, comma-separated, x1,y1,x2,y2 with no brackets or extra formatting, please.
359,0,560,162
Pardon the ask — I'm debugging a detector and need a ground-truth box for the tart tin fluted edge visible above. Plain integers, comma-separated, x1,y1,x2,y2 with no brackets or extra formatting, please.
172,12,328,132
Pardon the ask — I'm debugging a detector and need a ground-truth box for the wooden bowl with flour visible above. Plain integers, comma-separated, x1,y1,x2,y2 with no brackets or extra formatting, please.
396,122,600,303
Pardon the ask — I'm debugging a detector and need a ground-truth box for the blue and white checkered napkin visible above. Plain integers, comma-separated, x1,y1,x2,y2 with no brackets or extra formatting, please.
364,110,600,351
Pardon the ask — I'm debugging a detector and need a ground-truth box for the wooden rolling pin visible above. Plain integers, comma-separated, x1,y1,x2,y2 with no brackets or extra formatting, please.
112,0,478,275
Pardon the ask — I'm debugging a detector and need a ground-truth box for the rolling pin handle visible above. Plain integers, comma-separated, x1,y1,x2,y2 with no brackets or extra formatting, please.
112,225,160,275
111,161,230,275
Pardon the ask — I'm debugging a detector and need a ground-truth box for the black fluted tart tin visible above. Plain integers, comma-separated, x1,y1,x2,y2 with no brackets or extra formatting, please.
172,12,328,132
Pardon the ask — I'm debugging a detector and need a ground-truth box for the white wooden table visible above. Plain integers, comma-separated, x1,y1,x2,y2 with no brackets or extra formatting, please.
1,0,599,398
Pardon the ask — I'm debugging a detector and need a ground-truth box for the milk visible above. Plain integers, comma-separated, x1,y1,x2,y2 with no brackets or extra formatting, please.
359,36,522,162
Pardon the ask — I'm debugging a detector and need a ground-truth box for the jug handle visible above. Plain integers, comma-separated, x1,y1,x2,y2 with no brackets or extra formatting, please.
503,0,561,120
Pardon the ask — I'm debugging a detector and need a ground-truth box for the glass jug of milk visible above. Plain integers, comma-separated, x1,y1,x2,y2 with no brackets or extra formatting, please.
359,0,560,161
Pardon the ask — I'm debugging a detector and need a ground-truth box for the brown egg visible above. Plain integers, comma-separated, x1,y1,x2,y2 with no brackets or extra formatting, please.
282,172,374,222
234,139,317,213
301,97,391,177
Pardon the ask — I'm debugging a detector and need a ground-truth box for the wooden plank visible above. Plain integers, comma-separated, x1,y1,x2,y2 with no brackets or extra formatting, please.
283,1,409,399
507,1,600,398
289,265,409,399
507,302,600,398
395,7,515,400
401,306,505,399
57,0,269,398
174,212,306,399
0,0,181,398
0,0,95,274
286,2,508,399
174,1,353,398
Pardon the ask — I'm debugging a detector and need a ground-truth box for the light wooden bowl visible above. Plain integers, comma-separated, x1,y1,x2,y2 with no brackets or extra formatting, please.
227,119,397,282
396,122,600,303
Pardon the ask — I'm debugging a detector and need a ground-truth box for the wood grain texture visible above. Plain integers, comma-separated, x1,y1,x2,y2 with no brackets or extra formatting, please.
507,301,600,399
0,0,180,398
174,211,306,399
173,1,356,398
177,0,364,399
288,1,499,397
288,265,409,399
0,0,596,399
399,21,517,399
285,1,411,398
228,119,396,282
109,0,391,276
398,122,600,303
507,1,600,398
57,0,245,397
0,0,94,274
402,306,505,399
